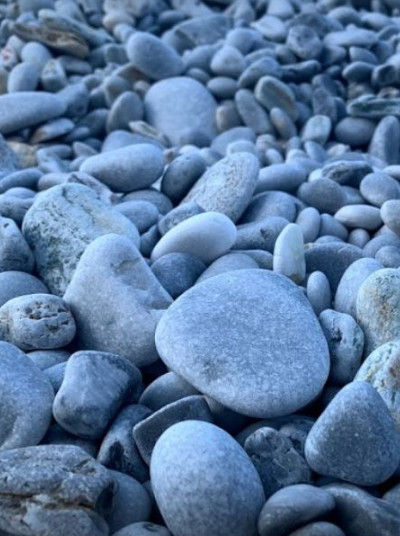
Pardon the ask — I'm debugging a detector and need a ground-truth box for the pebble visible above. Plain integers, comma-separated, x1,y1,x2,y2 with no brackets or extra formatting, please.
273,223,306,284
360,171,400,207
139,372,199,412
116,201,159,233
375,245,400,267
80,144,164,192
197,252,258,283
334,204,382,231
97,404,151,482
113,523,171,536
305,381,400,485
0,444,113,536
151,252,205,297
258,484,335,536
0,216,34,272
183,152,259,222
334,257,383,317
133,395,213,464
298,178,345,215
356,340,400,428
319,309,364,386
244,427,311,498
234,216,288,252
151,212,237,264
64,233,172,367
306,271,331,316
105,470,151,533
356,268,400,355
156,270,329,418
150,420,265,536
305,242,365,292
255,76,298,120
22,183,140,295
53,350,141,439
126,32,183,80
0,271,48,307
381,199,400,235
288,523,345,536
0,341,54,450
161,152,206,204
144,77,217,146
242,191,297,223
326,483,400,536
296,207,320,243
0,92,66,134
0,293,76,351
7,61,39,92
256,163,307,193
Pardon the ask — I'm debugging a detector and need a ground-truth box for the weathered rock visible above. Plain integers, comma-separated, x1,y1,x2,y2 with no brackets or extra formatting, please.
22,184,140,295
64,234,172,367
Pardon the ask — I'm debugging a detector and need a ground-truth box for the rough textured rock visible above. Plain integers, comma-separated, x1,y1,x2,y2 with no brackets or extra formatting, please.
183,153,259,222
22,183,140,295
0,444,113,536
0,294,75,351
356,268,400,355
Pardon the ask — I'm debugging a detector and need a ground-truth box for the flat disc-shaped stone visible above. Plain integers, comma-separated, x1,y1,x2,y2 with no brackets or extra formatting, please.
155,269,329,418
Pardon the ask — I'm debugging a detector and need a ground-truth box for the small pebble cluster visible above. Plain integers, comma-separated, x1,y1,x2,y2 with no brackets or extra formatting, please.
1,0,400,535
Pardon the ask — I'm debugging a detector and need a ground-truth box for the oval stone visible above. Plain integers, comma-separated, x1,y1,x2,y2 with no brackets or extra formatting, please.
151,420,265,536
155,269,330,418
144,77,217,146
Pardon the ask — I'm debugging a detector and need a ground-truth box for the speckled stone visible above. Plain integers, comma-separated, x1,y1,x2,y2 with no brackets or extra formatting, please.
22,183,140,295
183,152,259,222
305,381,400,485
356,340,400,428
151,420,265,536
356,268,400,354
156,269,329,418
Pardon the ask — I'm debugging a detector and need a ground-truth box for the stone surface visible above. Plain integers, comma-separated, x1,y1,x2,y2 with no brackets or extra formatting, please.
356,340,400,428
0,293,75,351
325,483,400,536
244,427,311,498
80,144,164,193
356,268,400,355
273,223,305,284
64,234,172,367
144,77,217,146
319,309,364,386
334,257,383,317
0,216,34,272
151,212,237,264
0,271,48,307
126,32,183,80
97,404,151,482
305,381,400,485
258,485,335,536
0,444,113,536
151,420,265,536
53,350,142,439
156,269,329,418
183,152,259,222
22,183,140,295
133,395,213,464
0,342,54,450
0,92,66,134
